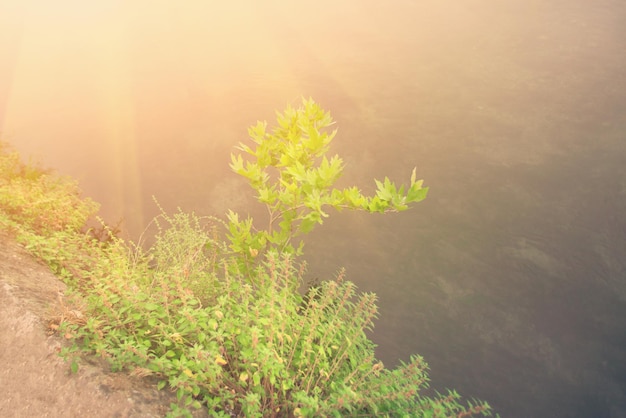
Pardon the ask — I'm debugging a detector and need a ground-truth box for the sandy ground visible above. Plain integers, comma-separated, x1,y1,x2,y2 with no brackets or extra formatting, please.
0,231,187,418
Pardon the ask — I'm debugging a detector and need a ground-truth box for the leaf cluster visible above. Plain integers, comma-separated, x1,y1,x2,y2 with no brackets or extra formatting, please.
229,98,428,261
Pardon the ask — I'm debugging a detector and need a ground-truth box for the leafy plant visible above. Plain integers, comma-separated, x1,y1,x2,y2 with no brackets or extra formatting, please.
228,98,428,264
0,100,494,418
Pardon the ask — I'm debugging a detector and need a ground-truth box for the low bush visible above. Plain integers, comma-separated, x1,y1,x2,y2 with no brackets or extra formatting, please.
0,100,493,417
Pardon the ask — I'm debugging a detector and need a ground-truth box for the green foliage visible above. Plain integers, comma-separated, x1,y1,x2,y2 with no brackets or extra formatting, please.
0,142,103,290
0,169,98,235
0,142,99,237
0,101,493,418
58,236,490,417
146,200,228,305
228,98,428,261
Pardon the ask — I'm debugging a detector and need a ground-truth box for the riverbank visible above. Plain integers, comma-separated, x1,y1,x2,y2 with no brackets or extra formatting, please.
0,230,180,417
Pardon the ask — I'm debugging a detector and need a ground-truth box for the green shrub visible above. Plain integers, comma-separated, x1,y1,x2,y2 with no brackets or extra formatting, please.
0,100,493,417
228,98,428,273
0,142,99,237
61,235,491,417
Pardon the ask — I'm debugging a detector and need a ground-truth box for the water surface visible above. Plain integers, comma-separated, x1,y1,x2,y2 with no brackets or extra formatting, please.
2,1,626,416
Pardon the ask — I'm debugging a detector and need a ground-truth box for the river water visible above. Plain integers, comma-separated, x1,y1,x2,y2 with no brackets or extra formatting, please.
2,1,626,416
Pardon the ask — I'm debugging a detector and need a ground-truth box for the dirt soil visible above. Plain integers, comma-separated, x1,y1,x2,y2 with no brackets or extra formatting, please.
0,231,192,417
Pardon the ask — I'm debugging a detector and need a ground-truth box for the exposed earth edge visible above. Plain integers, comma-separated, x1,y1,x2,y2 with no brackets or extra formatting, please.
0,231,191,418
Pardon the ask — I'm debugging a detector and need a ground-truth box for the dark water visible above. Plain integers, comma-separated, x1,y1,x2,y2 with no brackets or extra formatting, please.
2,1,626,416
